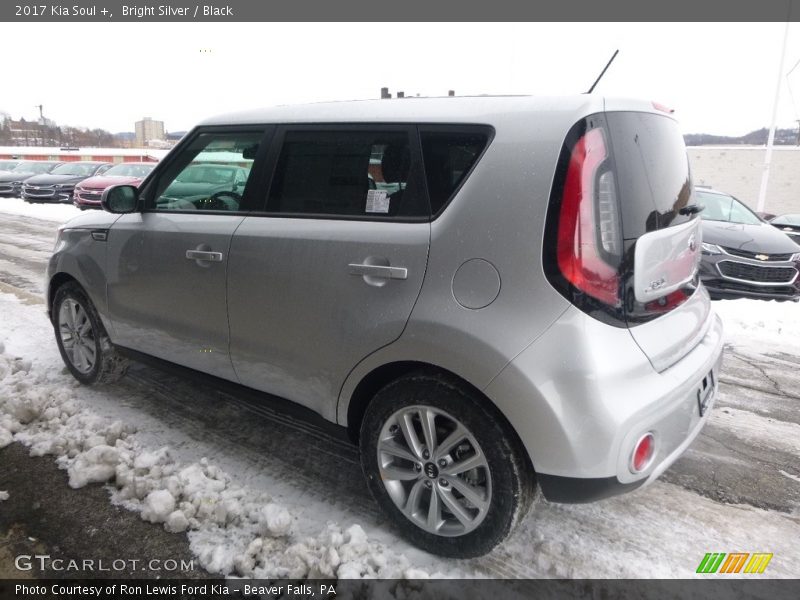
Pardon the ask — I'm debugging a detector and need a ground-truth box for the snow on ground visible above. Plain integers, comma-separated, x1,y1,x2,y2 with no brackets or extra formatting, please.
0,205,799,582
710,406,800,456
0,197,82,223
713,298,800,353
0,337,444,580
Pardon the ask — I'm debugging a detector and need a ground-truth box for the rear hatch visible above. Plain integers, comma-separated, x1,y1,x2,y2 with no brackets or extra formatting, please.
544,106,708,372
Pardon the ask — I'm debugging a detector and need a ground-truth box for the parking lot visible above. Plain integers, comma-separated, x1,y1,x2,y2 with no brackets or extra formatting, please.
1,199,799,579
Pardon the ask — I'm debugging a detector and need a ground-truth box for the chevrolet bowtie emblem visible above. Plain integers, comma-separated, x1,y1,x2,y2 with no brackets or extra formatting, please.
755,254,769,261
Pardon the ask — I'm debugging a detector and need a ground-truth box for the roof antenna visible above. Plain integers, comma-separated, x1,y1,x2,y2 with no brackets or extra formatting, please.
586,49,619,94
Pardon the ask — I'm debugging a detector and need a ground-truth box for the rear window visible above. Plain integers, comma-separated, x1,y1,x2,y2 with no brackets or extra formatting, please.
606,112,694,239
420,129,490,215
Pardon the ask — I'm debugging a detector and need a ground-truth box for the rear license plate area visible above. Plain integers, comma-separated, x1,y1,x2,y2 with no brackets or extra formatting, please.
697,370,715,417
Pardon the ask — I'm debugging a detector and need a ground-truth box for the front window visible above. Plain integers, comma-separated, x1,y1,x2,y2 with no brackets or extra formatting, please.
150,131,260,212
696,190,762,225
16,162,55,174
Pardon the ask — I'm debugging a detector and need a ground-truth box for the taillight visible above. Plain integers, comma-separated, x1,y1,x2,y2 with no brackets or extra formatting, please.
556,127,621,307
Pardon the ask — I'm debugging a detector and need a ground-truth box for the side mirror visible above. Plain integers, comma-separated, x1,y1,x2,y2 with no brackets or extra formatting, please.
101,184,139,214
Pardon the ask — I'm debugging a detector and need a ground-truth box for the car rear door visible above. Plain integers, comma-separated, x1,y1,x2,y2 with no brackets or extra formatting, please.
227,125,431,419
106,126,271,380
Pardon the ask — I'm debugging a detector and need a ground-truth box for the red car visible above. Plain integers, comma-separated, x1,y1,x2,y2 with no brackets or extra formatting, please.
73,162,156,209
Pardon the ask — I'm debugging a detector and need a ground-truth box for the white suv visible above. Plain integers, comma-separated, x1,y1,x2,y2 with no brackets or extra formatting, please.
47,96,723,556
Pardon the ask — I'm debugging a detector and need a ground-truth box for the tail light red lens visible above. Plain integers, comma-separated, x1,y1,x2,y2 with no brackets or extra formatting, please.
556,127,621,307
630,432,655,473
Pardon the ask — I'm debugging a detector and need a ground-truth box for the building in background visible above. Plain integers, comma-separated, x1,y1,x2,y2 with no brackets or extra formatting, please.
0,146,168,163
688,146,800,216
135,117,165,146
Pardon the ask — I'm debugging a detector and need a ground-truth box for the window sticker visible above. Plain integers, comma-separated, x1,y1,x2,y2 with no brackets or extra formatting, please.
365,190,390,214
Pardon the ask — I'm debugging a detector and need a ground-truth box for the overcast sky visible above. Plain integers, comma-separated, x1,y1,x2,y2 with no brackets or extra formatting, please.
1,22,799,137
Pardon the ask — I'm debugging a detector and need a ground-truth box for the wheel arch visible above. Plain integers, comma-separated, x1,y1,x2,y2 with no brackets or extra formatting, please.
343,360,536,478
47,272,80,321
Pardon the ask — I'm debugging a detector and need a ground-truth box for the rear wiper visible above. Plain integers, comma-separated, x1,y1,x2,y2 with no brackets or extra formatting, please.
679,204,705,216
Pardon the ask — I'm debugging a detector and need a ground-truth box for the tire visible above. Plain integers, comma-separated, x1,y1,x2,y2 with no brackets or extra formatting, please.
359,371,535,558
52,281,129,385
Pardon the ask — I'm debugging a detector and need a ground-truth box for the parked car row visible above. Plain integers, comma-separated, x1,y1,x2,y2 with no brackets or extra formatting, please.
0,158,254,211
0,159,158,207
695,186,800,302
22,161,114,204
0,161,64,196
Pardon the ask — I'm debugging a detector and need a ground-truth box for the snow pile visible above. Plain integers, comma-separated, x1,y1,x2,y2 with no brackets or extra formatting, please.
714,298,800,351
0,343,428,579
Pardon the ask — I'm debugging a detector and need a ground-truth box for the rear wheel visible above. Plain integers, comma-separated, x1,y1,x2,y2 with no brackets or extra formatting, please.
360,371,534,557
53,281,129,385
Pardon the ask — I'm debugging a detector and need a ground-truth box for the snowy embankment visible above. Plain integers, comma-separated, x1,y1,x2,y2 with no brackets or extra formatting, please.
0,334,440,578
0,197,82,223
1,272,800,578
713,298,800,352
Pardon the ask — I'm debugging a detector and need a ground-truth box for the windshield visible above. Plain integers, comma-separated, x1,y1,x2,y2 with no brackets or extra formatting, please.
14,161,56,174
50,163,100,177
0,161,19,171
103,163,155,178
771,214,800,226
174,165,236,184
695,190,762,225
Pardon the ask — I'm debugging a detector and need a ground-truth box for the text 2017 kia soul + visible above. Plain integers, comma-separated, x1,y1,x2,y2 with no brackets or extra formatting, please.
47,96,724,557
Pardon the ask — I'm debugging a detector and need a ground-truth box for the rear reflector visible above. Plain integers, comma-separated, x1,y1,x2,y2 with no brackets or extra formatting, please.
556,127,621,307
644,289,689,314
630,432,656,473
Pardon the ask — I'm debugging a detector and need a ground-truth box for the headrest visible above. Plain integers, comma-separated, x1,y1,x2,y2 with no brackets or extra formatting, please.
381,145,410,184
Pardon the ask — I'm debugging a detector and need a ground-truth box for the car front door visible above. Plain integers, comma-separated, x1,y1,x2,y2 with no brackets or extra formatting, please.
106,127,270,380
227,126,431,419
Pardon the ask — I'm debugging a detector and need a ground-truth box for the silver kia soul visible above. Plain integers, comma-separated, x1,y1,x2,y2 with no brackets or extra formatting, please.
47,96,724,557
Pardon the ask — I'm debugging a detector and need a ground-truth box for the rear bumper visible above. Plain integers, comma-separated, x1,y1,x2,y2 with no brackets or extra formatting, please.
538,473,645,503
484,304,724,501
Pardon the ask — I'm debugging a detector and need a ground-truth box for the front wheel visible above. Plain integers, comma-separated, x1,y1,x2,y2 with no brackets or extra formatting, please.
53,281,129,385
359,371,535,557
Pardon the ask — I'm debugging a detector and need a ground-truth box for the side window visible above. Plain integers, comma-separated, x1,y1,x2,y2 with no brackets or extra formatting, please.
149,131,262,212
266,130,427,218
420,129,490,215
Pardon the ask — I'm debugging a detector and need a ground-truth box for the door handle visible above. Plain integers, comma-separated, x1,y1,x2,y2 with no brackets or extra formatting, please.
186,250,223,262
348,263,408,280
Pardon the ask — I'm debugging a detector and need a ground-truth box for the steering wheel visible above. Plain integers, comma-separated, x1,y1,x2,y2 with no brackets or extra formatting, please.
203,190,242,211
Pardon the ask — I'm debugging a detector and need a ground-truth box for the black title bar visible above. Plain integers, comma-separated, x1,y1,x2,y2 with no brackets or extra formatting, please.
0,0,798,22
